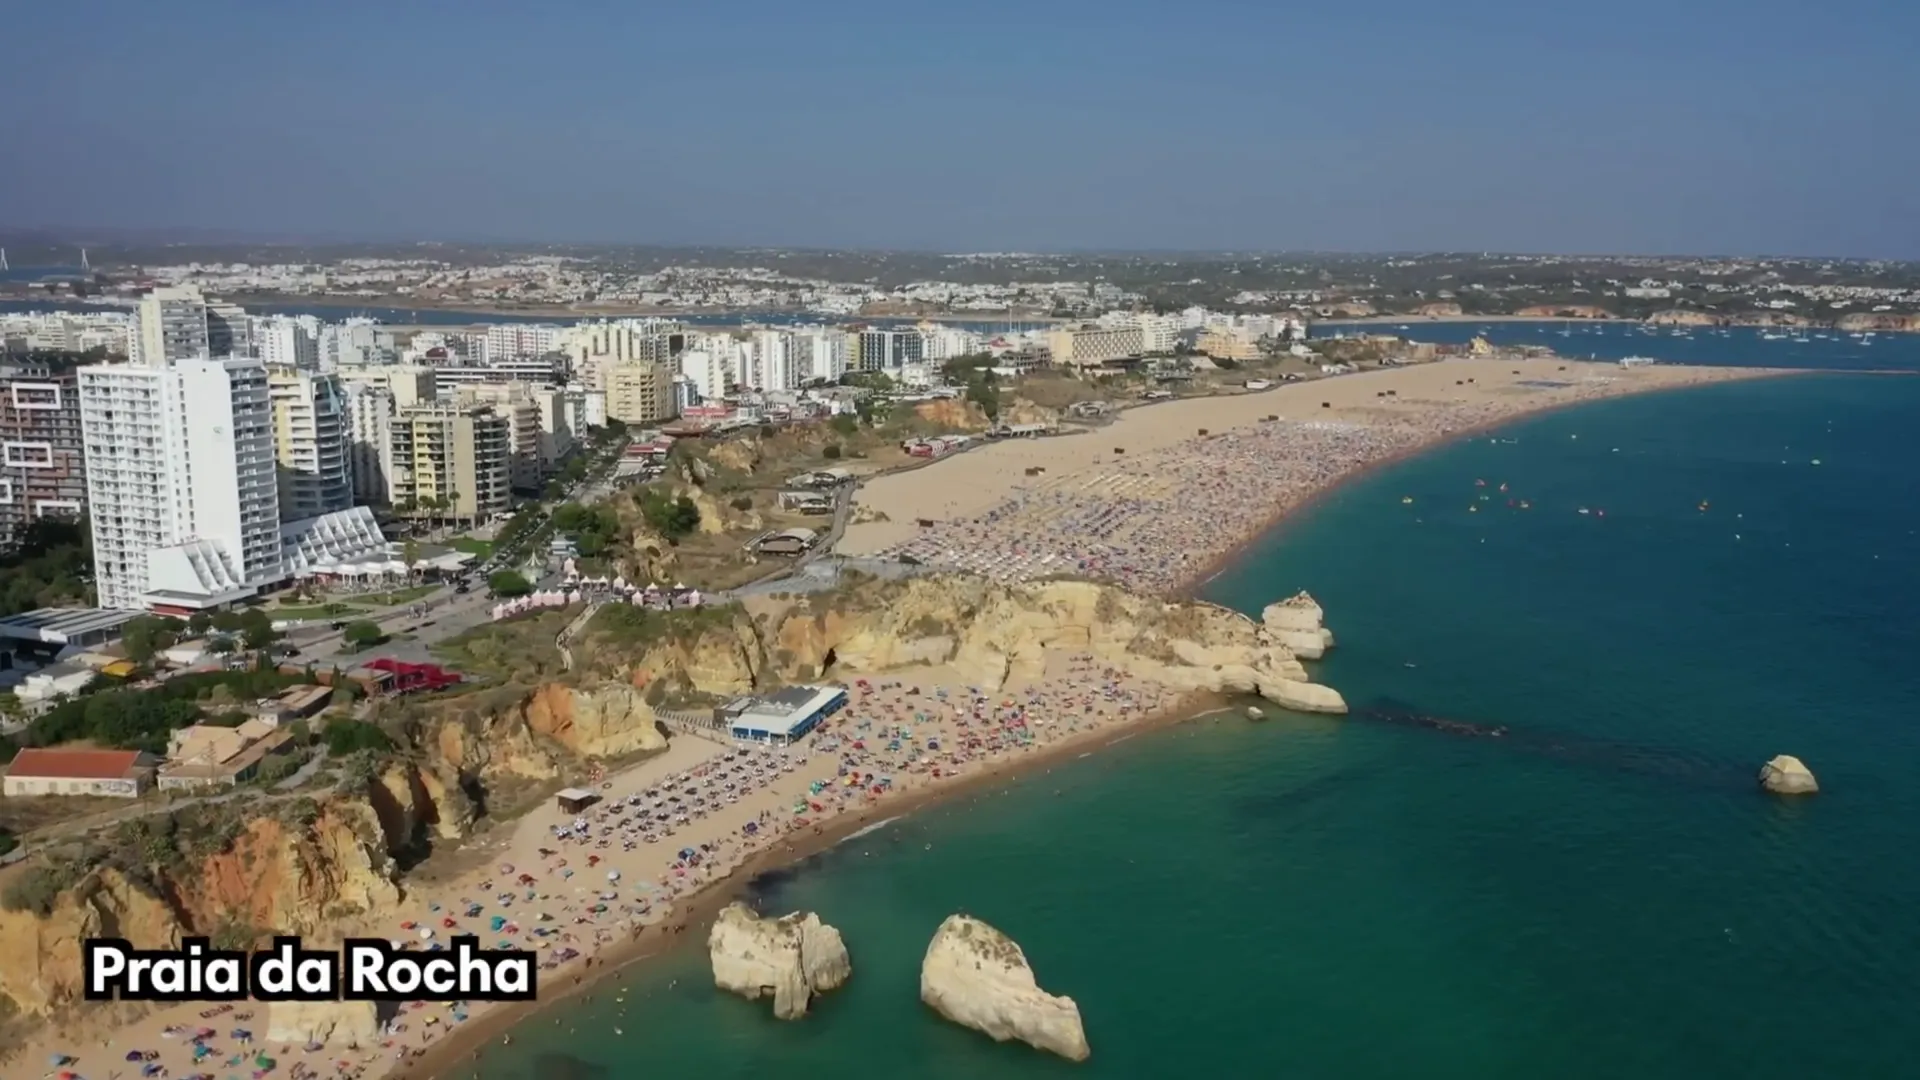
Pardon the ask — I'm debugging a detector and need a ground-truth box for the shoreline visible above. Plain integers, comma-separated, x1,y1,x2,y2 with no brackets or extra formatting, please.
401,362,1803,1078
0,362,1807,1080
1177,367,1809,595
390,688,1228,1080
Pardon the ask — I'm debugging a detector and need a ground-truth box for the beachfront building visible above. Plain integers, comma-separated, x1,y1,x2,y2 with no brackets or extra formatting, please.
0,360,87,545
1047,324,1144,367
484,323,565,361
388,401,512,524
268,366,354,520
79,355,284,611
2,748,158,799
715,685,849,746
344,382,396,504
1195,326,1266,362
252,314,321,370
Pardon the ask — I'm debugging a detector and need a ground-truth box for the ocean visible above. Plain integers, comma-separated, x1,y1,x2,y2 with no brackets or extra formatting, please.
466,361,1920,1078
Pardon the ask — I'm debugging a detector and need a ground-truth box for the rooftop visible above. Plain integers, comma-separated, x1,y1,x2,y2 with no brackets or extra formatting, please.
4,748,155,781
0,607,140,646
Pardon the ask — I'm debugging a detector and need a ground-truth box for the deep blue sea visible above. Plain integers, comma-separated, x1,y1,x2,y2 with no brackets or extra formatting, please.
452,335,1920,1078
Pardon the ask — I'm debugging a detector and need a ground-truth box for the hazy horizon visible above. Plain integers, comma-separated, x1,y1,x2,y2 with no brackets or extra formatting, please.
4,0,1917,260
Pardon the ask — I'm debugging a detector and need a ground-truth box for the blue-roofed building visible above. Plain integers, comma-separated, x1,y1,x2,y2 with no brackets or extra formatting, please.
717,684,848,746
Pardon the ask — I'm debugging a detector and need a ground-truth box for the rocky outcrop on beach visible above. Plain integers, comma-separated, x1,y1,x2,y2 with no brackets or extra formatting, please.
1261,591,1337,660
708,902,852,1019
266,1000,380,1047
569,574,1347,715
1759,755,1819,795
1647,309,1721,327
920,914,1090,1061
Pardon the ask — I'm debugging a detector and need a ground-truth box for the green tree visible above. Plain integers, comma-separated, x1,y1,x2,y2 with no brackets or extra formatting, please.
966,370,1001,420
489,570,534,597
342,620,387,649
637,490,700,539
121,615,183,664
829,413,858,437
322,718,393,755
238,608,280,650
822,444,843,460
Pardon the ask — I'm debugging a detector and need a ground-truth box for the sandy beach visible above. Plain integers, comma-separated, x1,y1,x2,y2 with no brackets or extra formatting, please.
842,357,1780,591
1,356,1788,1080
4,658,1208,1080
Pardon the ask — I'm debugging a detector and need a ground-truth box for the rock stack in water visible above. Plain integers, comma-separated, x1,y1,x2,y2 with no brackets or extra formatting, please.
708,902,852,1019
1261,591,1337,660
1759,755,1819,795
920,914,1091,1062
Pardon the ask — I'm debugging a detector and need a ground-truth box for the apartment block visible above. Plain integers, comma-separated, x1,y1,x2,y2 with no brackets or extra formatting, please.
80,356,282,611
0,361,87,544
268,366,354,520
389,402,512,523
604,361,677,425
456,383,544,492
132,285,212,366
1046,324,1144,367
343,382,395,505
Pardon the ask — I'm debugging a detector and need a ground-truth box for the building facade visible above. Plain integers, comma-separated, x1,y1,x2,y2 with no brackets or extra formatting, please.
389,402,512,523
268,367,354,520
344,382,396,505
79,356,282,610
0,361,87,545
604,361,677,424
1046,324,1144,367
132,285,212,366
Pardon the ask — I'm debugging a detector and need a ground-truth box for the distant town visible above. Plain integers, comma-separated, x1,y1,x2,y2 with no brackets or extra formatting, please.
4,240,1920,327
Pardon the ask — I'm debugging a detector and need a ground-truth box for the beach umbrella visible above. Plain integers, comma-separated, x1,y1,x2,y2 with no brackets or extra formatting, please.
49,1055,72,1067
419,927,434,939
129,1051,148,1061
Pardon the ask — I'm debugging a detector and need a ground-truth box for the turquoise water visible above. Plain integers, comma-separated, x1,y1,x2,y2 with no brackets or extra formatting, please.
467,373,1920,1080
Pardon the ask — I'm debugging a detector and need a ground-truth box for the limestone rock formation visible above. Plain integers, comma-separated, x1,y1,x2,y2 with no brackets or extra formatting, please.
920,914,1089,1062
0,796,406,1019
708,902,851,1019
266,1000,380,1047
1759,755,1819,795
522,683,669,759
755,576,1347,715
1261,591,1337,660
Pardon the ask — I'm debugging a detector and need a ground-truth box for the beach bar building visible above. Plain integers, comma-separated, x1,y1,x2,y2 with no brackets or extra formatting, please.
555,788,599,814
715,685,848,746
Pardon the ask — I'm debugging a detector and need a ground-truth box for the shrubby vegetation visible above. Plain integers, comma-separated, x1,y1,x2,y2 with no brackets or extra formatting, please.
637,489,700,540
0,520,92,616
321,717,393,755
550,501,624,556
19,667,304,754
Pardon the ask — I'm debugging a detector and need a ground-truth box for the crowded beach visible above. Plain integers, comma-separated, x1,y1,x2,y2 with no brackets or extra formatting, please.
842,355,1774,591
8,655,1178,1080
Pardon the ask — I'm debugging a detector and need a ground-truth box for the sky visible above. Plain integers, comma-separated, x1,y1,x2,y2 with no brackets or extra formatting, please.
2,0,1917,258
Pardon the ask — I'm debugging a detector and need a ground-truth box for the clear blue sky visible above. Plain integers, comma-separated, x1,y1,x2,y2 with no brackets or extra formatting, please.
4,0,1916,257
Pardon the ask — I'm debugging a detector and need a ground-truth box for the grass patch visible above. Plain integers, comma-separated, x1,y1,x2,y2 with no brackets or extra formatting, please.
353,585,440,607
449,537,495,558
430,608,572,683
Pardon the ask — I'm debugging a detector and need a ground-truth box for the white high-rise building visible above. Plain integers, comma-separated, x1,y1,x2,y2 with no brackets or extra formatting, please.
132,286,211,366
484,323,565,362
268,367,354,520
79,356,282,611
790,328,850,383
676,349,731,403
254,315,321,370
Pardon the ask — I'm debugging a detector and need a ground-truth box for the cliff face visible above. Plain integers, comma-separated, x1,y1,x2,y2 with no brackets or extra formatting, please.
1835,312,1920,333
920,914,1090,1061
0,681,671,1022
583,575,1346,715
708,901,852,1019
0,796,402,1018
